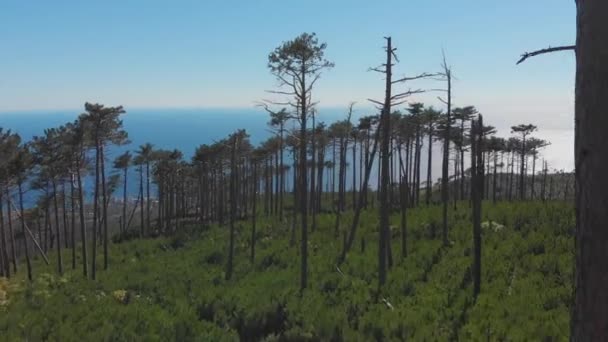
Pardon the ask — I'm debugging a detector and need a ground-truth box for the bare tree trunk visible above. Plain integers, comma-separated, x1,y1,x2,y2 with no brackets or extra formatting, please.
291,147,298,247
70,173,76,270
279,125,284,222
251,161,257,263
91,142,100,280
76,164,88,277
341,124,380,261
226,136,237,281
62,182,69,249
139,165,145,236
0,191,9,278
572,1,608,339
441,62,452,246
508,152,515,201
471,116,483,299
100,144,109,270
519,138,526,200
122,168,128,235
531,154,537,199
18,182,32,281
6,189,17,274
541,161,548,202
311,114,317,231
146,160,151,233
352,134,357,209
52,180,63,275
299,73,309,291
400,171,408,259
378,37,393,287
426,123,433,205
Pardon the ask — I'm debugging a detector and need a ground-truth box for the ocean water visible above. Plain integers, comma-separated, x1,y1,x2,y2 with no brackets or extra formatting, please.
0,107,375,205
0,107,574,206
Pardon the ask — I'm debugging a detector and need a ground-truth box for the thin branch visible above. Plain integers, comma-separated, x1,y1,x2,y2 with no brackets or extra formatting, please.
391,99,410,107
390,48,399,64
369,66,387,74
391,89,425,100
367,98,384,107
265,90,296,96
516,45,575,65
392,72,440,84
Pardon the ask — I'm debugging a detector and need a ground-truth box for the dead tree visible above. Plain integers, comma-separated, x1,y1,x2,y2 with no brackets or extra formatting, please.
438,53,454,246
367,36,432,287
470,115,484,299
516,2,608,337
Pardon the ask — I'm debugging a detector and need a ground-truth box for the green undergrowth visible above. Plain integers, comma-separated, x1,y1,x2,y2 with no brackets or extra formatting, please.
0,201,574,341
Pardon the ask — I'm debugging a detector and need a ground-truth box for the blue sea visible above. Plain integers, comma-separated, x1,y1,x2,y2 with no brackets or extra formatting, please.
0,107,380,206
0,107,573,207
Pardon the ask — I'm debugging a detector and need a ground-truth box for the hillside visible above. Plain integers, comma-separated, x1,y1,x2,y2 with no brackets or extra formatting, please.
0,201,573,341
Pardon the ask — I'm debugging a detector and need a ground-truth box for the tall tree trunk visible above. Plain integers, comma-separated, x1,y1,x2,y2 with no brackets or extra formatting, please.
0,191,10,278
91,142,100,280
146,160,151,233
492,151,498,204
275,149,279,217
139,165,144,236
76,163,88,277
531,154,537,199
352,134,357,209
279,125,284,222
62,182,69,249
414,129,422,206
251,161,257,263
18,182,32,281
52,180,63,275
70,173,76,270
460,121,466,201
519,138,526,200
378,37,393,287
508,152,515,201
226,136,237,281
101,144,109,271
310,114,317,231
291,147,298,247
441,64,452,247
541,161,548,202
341,123,380,261
122,168,128,235
572,1,608,338
6,189,17,273
299,69,309,292
317,148,325,213
471,116,483,300
400,170,408,258
426,123,433,205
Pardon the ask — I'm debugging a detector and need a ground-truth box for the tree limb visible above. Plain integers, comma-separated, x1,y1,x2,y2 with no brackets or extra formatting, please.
392,72,439,84
367,98,384,107
516,45,575,65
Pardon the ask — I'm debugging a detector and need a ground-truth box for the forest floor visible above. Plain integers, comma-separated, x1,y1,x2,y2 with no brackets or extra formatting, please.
0,201,573,341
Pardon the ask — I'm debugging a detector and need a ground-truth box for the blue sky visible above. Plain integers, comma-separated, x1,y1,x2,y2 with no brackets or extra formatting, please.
0,0,574,110
0,1,576,169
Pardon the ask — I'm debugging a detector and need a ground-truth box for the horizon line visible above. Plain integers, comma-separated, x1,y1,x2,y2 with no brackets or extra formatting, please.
0,104,376,115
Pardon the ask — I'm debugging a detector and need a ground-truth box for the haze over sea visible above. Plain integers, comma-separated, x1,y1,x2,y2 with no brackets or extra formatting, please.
0,107,574,202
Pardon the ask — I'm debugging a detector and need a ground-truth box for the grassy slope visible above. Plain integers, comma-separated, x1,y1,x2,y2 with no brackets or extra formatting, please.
0,201,573,341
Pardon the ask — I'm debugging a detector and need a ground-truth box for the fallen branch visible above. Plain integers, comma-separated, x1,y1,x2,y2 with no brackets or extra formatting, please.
381,297,394,310
9,199,50,265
